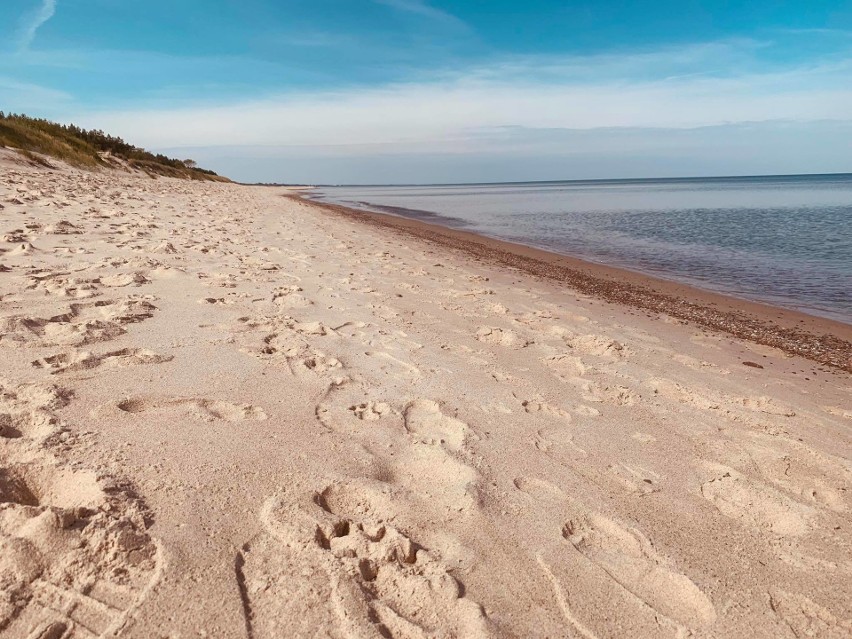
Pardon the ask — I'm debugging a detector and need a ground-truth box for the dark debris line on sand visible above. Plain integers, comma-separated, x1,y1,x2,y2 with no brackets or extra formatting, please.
294,196,852,374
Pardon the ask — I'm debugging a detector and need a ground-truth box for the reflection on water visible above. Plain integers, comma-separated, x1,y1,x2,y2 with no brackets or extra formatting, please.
312,175,852,322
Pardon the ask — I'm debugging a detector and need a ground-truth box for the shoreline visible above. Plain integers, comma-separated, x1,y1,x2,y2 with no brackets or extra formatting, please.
307,192,850,322
294,194,852,372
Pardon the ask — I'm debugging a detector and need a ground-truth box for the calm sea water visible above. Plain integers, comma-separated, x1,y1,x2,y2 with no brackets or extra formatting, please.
310,175,852,323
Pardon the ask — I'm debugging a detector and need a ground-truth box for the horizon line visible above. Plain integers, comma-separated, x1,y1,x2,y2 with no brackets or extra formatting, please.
243,170,852,188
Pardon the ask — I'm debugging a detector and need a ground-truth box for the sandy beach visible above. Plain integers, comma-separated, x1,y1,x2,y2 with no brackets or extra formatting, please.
1,153,851,638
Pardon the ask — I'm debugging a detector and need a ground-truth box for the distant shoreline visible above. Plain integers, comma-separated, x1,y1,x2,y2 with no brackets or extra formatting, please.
256,171,852,189
294,193,852,372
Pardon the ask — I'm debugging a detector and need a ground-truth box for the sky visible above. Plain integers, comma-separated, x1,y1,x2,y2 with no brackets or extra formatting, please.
1,0,851,183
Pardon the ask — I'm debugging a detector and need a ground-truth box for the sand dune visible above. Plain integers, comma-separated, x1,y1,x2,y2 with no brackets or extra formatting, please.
1,151,850,637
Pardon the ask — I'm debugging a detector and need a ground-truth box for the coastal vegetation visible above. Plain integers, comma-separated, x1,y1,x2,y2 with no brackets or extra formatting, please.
0,112,225,181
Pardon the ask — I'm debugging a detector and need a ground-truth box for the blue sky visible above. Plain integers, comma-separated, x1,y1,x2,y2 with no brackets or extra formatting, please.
2,1,851,183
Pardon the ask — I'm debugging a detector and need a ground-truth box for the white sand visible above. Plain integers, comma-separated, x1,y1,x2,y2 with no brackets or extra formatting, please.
1,152,850,638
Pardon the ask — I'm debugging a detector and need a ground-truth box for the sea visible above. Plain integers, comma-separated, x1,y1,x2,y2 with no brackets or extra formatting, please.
309,174,852,323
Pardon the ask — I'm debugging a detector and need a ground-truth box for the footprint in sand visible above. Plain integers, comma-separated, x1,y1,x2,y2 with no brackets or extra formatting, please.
403,399,470,452
512,474,714,634
700,463,815,536
74,298,157,326
561,333,630,360
246,332,344,377
475,326,532,348
0,465,161,639
349,401,396,421
647,377,722,411
287,318,336,337
738,395,796,417
725,431,851,513
397,400,481,516
239,480,491,638
295,350,344,376
578,380,640,406
25,270,147,300
26,272,100,299
0,376,159,638
316,386,481,517
648,378,797,419
530,501,715,638
513,476,567,502
769,589,852,638
0,379,71,440
562,511,716,629
606,463,662,496
543,354,590,380
533,425,587,459
0,314,126,349
316,382,380,432
364,350,421,379
32,348,173,375
97,271,149,288
822,405,852,420
369,303,401,321
0,298,157,349
271,285,313,308
113,397,267,422
519,397,572,420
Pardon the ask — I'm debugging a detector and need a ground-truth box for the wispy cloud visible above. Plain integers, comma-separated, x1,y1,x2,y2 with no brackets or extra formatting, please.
17,0,57,52
373,0,468,30
771,27,852,37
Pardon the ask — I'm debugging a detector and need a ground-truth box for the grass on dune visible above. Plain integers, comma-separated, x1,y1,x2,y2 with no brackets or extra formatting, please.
0,111,227,181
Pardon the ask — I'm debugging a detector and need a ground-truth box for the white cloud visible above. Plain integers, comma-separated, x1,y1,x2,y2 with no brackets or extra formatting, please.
17,0,57,52
53,38,852,181
75,55,852,149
